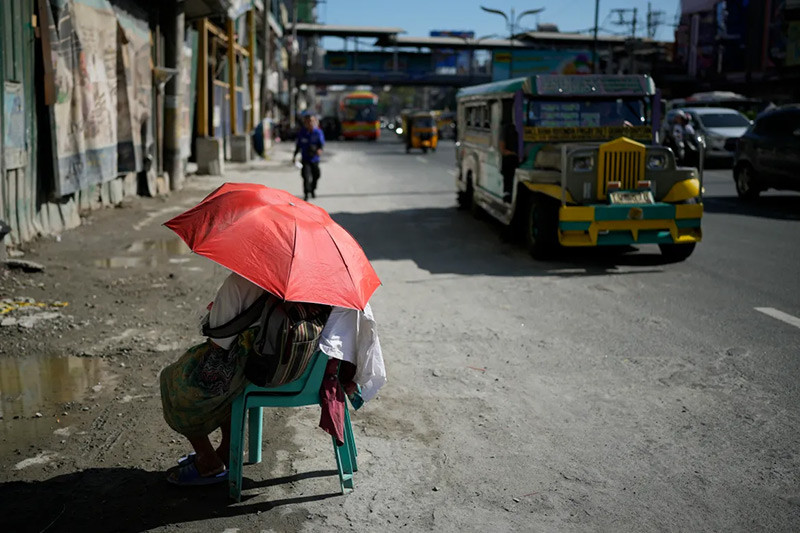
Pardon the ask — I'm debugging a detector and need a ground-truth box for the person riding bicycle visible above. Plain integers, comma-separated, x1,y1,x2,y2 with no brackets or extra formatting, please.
293,114,326,201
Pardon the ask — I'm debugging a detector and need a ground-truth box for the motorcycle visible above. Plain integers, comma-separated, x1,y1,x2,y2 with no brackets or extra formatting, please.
667,129,706,168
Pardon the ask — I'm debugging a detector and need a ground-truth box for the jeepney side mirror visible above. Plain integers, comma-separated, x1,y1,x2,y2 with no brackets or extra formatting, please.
698,139,705,199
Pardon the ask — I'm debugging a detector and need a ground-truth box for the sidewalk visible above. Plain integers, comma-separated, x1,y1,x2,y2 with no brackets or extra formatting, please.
0,143,356,532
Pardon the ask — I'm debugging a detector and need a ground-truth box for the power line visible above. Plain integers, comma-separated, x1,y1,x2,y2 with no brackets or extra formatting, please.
610,7,638,38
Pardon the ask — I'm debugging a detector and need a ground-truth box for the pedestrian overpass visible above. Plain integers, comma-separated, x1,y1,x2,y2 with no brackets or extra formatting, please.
289,23,530,87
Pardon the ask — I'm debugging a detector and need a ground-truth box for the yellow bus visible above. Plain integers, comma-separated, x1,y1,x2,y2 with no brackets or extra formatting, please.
339,91,380,141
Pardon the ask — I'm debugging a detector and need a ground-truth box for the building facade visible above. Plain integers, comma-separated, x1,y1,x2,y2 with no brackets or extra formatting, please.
0,0,291,252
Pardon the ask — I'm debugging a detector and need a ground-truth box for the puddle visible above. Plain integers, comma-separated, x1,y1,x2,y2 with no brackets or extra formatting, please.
94,256,159,269
95,238,197,269
126,238,191,255
0,354,110,420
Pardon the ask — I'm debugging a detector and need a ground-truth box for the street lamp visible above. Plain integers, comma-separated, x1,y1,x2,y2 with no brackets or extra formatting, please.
480,5,545,78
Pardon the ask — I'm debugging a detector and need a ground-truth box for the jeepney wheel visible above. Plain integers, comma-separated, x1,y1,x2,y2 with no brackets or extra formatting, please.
422,147,428,154
658,242,696,262
734,163,761,201
525,195,558,259
469,178,484,219
457,174,472,211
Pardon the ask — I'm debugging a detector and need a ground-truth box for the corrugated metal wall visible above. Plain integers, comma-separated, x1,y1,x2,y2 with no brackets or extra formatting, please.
1,0,38,246
0,0,179,251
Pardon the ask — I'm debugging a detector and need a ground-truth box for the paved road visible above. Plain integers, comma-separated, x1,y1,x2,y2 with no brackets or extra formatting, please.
1,134,798,532
313,135,800,531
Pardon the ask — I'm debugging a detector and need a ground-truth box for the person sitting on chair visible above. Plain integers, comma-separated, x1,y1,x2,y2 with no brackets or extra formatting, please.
160,272,386,486
160,273,266,485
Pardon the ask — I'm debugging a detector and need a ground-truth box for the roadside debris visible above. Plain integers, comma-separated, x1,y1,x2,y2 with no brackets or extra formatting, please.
0,298,69,328
3,259,46,272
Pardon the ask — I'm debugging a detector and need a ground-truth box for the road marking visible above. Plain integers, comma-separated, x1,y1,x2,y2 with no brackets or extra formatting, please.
755,307,800,330
415,156,429,164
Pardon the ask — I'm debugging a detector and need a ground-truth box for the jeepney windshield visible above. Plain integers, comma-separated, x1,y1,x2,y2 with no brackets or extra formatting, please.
525,98,650,128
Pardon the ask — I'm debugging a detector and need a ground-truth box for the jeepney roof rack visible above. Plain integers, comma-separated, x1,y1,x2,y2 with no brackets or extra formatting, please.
457,74,656,99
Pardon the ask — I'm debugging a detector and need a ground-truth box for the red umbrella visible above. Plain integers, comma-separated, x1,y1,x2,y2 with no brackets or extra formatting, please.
164,183,380,310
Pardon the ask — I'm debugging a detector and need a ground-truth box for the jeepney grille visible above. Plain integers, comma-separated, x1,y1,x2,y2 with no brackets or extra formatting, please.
601,150,643,195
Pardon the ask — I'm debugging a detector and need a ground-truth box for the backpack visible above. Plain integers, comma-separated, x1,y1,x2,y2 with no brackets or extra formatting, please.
202,293,331,387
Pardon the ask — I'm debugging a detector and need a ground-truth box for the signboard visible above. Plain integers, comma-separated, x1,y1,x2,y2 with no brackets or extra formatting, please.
46,0,119,196
493,49,593,80
534,75,653,96
523,125,652,143
3,82,26,170
430,30,473,75
324,52,432,74
116,8,152,174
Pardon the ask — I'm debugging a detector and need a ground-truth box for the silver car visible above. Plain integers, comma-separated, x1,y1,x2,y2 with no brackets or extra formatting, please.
663,107,752,160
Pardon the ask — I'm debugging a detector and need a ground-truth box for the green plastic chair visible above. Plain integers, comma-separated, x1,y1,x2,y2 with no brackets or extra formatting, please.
228,351,358,502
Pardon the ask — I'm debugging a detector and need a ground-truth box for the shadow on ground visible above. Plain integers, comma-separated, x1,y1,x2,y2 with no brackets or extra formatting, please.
330,207,684,278
0,468,341,533
702,194,800,220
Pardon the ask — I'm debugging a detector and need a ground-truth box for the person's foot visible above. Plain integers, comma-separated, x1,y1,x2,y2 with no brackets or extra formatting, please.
193,451,226,478
304,192,309,201
311,190,316,199
166,462,227,486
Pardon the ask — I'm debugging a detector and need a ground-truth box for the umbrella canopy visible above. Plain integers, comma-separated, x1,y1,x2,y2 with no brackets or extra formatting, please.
164,183,380,310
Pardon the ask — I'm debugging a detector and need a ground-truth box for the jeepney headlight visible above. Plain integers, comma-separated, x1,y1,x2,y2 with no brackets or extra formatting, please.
572,155,594,172
647,154,667,170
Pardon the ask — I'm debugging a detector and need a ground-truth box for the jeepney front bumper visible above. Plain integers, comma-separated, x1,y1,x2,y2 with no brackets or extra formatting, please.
558,202,703,247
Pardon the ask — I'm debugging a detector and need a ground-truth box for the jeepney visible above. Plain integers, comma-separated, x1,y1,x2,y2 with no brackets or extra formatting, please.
455,75,703,261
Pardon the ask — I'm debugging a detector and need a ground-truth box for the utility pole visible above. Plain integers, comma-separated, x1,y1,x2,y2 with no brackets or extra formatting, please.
480,5,544,78
631,7,637,74
611,8,638,37
289,2,298,130
611,7,638,73
646,2,666,39
593,0,600,73
163,0,184,191
261,0,271,121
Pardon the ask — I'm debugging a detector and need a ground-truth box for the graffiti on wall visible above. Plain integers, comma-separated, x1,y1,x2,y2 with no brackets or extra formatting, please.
46,0,152,197
116,10,152,174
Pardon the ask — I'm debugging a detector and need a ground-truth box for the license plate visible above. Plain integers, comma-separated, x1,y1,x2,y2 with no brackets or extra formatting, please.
609,190,654,204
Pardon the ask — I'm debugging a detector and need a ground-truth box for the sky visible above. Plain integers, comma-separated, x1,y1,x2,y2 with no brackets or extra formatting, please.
317,0,682,49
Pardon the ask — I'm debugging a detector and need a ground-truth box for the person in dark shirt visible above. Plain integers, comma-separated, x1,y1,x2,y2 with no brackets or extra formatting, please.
499,110,519,204
293,114,326,201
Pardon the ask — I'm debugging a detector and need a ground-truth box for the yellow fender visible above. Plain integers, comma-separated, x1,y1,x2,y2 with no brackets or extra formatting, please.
662,178,701,203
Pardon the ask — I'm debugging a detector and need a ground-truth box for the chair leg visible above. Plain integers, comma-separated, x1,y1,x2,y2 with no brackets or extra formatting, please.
247,407,263,464
228,394,247,502
332,435,354,493
344,406,358,472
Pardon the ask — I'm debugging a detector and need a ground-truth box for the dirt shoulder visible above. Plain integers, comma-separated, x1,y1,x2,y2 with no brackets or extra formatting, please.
0,151,351,532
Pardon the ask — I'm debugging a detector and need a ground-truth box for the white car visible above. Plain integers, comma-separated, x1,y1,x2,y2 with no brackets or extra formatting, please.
667,107,752,160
